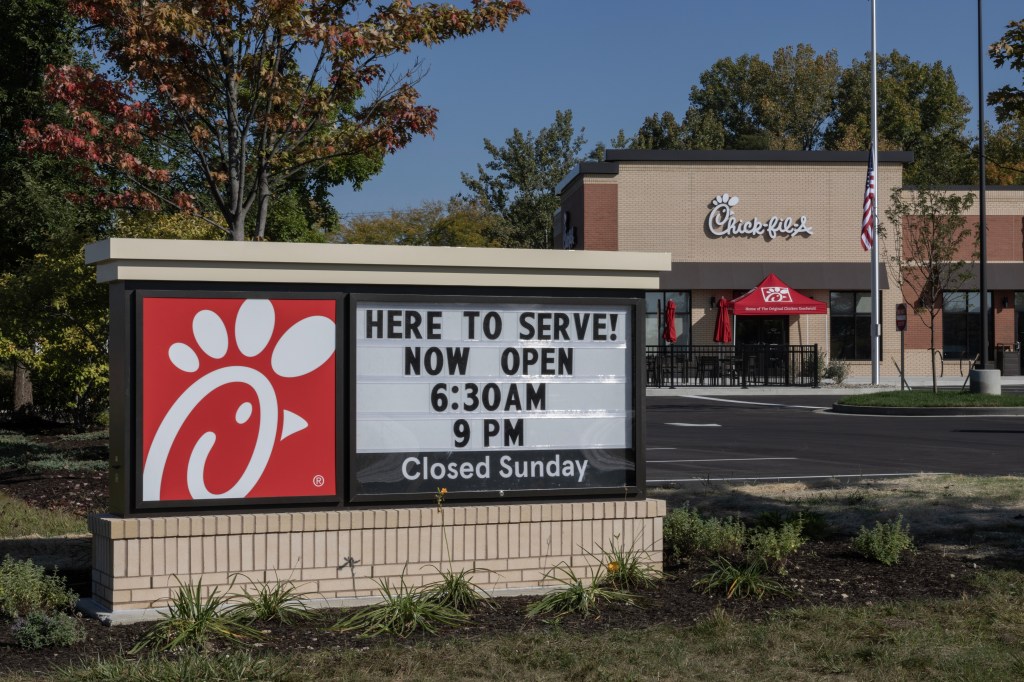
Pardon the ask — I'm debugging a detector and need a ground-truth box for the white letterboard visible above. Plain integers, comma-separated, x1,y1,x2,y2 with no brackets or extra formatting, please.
354,301,633,454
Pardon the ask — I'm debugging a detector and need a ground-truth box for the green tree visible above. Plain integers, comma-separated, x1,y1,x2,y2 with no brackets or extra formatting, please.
672,45,839,151
23,0,529,241
988,19,1024,122
985,117,1024,185
634,112,685,150
340,197,502,247
461,109,585,249
826,51,973,185
885,187,975,393
987,19,1024,186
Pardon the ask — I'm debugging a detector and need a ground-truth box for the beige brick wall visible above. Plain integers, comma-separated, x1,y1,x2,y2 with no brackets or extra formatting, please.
89,500,666,614
615,161,903,265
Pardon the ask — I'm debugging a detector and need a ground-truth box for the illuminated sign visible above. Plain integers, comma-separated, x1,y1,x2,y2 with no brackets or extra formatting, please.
140,296,337,507
350,296,638,500
706,193,813,240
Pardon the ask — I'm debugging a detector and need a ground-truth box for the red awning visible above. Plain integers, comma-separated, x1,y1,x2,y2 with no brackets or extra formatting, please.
729,273,827,316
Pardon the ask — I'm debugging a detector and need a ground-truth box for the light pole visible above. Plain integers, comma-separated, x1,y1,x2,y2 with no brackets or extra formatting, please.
978,0,989,369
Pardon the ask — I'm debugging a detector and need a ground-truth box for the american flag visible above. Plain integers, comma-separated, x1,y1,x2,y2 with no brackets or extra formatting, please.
861,149,876,251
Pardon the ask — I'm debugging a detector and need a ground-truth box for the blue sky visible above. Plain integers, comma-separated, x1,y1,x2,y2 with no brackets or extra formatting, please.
331,0,1022,219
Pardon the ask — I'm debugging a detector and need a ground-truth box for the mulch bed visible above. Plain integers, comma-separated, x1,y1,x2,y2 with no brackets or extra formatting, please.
0,444,981,676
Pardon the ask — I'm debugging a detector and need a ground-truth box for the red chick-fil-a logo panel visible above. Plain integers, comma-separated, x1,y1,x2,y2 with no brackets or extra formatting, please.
141,297,337,503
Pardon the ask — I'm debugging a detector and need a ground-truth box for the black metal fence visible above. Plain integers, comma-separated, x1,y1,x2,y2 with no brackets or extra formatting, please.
645,344,819,388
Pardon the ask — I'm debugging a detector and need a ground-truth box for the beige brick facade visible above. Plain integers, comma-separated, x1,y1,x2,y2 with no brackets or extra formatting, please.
560,153,1024,378
88,500,665,618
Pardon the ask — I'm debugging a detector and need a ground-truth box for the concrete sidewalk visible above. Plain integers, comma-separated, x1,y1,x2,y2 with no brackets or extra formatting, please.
647,373,1024,397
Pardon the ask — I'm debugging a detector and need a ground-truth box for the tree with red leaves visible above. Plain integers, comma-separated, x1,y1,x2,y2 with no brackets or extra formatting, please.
22,0,528,240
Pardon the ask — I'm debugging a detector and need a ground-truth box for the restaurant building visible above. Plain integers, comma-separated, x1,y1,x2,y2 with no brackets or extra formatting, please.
555,150,1024,380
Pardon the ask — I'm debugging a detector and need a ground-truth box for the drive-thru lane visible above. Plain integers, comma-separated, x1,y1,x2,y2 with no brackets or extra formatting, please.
645,394,1024,483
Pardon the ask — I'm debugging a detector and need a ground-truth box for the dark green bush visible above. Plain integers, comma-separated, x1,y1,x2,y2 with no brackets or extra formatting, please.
12,611,85,649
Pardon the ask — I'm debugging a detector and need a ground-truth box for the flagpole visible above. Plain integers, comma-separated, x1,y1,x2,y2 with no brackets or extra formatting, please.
870,0,880,385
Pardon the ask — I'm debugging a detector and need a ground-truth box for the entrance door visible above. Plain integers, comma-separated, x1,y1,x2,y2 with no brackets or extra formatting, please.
735,316,789,346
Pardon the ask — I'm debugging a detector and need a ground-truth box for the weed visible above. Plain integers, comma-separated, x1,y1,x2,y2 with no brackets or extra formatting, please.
12,611,86,649
130,579,262,653
526,563,633,620
744,518,806,575
333,574,468,637
852,515,915,566
663,506,746,564
229,576,313,624
694,558,788,600
594,534,662,591
0,555,78,619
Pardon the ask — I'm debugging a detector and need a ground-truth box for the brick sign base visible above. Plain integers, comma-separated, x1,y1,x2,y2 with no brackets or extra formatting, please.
82,500,665,623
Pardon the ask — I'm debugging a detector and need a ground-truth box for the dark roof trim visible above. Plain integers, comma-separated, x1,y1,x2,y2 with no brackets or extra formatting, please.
962,263,1024,290
659,262,890,291
555,161,619,195
604,149,914,164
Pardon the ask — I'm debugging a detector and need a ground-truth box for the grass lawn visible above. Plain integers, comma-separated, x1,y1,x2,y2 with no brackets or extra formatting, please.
0,491,87,538
838,390,1024,408
27,569,1024,681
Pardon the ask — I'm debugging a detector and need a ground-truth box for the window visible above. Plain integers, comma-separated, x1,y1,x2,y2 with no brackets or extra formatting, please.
829,292,872,360
943,291,992,360
645,292,690,346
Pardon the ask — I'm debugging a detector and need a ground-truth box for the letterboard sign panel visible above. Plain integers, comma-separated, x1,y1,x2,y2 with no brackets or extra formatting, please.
350,295,639,502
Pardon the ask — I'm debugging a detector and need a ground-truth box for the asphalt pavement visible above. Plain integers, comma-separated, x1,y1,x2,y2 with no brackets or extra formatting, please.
644,390,1024,484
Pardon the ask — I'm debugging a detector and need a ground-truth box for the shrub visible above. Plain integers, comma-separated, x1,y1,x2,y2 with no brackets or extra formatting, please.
0,556,78,619
131,579,261,653
663,506,746,564
12,611,85,649
745,518,806,575
823,358,850,386
852,515,915,566
229,577,313,625
694,558,788,600
595,534,662,591
526,563,633,620
333,575,468,638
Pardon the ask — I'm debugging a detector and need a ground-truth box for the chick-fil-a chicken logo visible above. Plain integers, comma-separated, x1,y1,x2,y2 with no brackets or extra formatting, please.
141,298,336,502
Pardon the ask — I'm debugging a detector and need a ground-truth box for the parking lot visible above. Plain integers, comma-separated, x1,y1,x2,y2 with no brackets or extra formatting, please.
645,392,1024,484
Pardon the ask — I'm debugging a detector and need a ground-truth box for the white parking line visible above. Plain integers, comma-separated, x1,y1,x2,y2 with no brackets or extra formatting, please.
648,471,951,484
687,396,823,409
666,422,722,427
649,457,798,463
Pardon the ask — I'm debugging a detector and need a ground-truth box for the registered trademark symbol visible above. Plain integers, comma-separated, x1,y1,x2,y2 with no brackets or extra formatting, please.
312,474,325,487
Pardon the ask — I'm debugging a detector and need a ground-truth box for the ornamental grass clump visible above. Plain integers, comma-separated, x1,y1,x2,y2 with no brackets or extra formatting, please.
694,558,788,600
130,578,262,653
594,534,662,591
526,563,633,620
852,515,915,566
229,576,314,625
332,574,468,638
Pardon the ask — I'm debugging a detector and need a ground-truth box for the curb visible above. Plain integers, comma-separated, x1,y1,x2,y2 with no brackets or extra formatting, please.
831,403,1024,416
